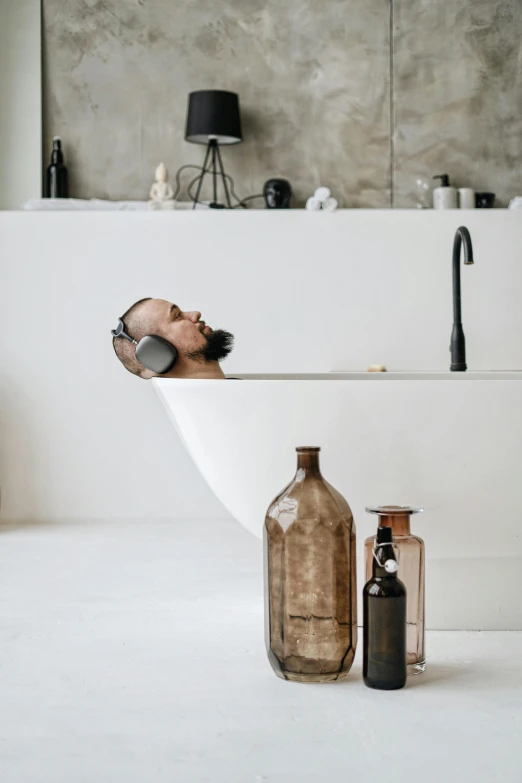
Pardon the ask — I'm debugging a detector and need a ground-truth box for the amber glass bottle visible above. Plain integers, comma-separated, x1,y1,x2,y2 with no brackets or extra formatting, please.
364,506,425,673
264,447,357,683
363,526,407,690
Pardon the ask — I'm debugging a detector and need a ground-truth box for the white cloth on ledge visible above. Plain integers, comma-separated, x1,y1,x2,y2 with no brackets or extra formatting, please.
22,198,210,211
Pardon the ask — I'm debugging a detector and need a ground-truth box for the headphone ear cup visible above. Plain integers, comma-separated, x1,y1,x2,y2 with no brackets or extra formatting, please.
135,335,178,374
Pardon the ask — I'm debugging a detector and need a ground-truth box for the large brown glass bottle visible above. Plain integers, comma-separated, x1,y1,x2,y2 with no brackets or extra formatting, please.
364,506,425,674
264,447,357,683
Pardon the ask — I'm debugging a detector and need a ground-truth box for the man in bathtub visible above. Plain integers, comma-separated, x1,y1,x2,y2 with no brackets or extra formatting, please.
111,298,234,380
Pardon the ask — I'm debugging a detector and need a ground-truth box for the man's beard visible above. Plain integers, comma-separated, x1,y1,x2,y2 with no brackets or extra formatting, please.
186,329,234,363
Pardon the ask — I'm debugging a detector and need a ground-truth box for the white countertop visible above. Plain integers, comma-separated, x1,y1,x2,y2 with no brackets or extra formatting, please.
0,518,520,783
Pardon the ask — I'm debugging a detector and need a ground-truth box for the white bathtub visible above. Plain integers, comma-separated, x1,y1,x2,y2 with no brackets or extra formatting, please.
153,372,522,629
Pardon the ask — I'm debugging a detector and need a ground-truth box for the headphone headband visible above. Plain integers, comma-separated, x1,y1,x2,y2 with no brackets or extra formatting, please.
111,318,138,344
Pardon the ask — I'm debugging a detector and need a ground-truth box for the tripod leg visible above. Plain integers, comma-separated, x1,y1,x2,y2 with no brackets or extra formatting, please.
215,143,233,209
211,141,218,205
192,142,212,209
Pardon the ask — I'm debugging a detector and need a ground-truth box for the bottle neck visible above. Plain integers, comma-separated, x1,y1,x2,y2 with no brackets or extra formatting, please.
379,514,411,536
295,449,322,476
51,141,64,165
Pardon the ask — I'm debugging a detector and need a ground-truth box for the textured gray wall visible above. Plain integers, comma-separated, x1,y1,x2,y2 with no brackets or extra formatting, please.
43,0,522,207
393,0,522,208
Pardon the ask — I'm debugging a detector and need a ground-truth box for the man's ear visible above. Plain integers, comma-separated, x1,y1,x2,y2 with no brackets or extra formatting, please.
140,368,156,380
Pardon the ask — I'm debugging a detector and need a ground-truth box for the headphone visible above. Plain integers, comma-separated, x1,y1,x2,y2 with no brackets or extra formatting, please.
111,318,178,374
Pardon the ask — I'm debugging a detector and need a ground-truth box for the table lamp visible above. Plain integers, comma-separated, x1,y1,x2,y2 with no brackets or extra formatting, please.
185,90,242,209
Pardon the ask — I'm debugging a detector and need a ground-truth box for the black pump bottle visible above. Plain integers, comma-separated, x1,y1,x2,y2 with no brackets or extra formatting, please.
45,137,68,198
363,526,407,690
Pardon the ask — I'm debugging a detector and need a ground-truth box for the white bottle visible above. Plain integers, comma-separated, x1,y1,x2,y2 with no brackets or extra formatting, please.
458,188,475,209
432,174,457,209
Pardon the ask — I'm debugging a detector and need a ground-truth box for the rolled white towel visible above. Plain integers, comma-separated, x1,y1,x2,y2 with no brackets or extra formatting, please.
314,186,331,202
323,196,338,212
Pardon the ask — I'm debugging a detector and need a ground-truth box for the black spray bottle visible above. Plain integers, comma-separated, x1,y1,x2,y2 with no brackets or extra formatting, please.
45,137,68,198
363,526,407,690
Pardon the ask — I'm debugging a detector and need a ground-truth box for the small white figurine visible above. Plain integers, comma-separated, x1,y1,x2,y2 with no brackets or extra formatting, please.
305,186,338,211
149,162,175,210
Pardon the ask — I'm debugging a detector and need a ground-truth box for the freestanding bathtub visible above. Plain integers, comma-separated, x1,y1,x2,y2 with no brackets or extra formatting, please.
153,373,522,629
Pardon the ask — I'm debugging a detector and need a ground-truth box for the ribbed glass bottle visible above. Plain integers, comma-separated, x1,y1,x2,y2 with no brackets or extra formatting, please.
364,505,425,674
264,447,357,683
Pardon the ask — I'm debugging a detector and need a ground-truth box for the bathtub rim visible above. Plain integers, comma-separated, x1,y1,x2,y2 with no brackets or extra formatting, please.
153,371,522,384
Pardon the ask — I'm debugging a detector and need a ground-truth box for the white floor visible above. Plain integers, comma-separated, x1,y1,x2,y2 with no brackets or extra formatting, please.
0,518,520,783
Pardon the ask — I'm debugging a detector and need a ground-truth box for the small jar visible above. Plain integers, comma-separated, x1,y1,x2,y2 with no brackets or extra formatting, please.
458,188,476,209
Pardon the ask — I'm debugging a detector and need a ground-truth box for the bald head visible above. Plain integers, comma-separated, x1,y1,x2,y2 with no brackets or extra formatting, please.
112,297,234,380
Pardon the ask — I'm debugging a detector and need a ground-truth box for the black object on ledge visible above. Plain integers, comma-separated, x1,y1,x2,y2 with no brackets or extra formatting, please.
45,137,68,198
475,192,496,208
185,90,242,210
263,179,292,209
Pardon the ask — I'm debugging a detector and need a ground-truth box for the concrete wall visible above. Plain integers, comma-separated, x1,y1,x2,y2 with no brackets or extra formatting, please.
0,0,41,208
42,0,522,208
393,0,522,208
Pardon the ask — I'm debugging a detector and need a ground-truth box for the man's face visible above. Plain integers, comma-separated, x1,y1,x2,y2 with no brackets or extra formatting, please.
140,299,233,362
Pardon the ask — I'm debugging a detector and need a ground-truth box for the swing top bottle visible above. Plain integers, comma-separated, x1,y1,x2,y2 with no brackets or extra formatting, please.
365,505,425,674
363,525,407,690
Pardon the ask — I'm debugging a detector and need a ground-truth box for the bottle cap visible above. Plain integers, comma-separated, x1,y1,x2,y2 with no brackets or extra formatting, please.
376,526,393,544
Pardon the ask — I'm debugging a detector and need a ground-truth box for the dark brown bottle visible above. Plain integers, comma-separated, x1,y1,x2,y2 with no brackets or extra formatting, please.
264,447,357,683
363,526,407,690
45,137,68,198
365,506,425,674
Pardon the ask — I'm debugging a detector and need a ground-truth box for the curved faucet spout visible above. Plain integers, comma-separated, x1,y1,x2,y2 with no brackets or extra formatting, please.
451,226,474,371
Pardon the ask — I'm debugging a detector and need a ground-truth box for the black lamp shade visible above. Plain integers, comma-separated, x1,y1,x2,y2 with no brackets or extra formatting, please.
185,90,242,145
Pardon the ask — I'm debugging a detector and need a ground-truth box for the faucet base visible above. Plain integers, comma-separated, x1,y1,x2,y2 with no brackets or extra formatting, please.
450,323,467,373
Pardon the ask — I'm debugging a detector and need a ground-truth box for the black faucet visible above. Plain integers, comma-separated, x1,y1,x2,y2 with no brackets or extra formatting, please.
450,226,474,371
